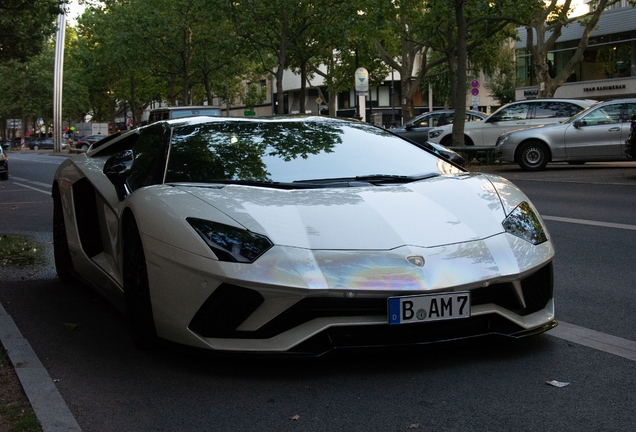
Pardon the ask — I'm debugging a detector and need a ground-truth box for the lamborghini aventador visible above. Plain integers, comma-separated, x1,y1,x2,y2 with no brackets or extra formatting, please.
53,115,556,355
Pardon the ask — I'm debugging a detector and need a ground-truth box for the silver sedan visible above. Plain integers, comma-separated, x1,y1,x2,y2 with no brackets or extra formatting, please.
495,98,636,171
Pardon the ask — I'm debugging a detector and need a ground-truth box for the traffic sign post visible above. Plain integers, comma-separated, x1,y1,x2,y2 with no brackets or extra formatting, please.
354,68,369,122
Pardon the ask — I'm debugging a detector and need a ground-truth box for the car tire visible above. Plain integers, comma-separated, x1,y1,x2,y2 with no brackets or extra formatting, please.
0,172,7,181
517,141,549,171
81,144,89,151
123,217,158,350
53,186,75,282
33,145,39,150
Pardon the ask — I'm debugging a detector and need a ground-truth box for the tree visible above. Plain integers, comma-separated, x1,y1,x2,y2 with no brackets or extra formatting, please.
230,0,345,114
426,0,534,145
363,0,446,122
0,0,63,61
522,0,636,98
483,44,517,105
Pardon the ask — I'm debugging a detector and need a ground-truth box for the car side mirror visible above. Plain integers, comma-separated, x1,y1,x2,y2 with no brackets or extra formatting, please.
404,123,414,130
103,150,133,200
573,120,584,129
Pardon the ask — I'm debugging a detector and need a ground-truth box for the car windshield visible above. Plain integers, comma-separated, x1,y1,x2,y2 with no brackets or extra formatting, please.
165,119,460,185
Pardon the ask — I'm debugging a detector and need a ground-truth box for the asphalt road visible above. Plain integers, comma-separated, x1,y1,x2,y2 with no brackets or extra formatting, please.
1,152,636,431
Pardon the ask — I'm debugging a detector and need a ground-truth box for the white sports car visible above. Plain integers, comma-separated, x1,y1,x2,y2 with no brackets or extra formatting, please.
53,116,556,355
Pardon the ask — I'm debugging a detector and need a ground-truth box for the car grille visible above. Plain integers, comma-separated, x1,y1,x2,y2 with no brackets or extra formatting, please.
188,263,553,343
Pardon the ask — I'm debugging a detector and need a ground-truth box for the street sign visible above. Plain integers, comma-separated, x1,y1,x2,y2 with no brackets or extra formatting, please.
355,67,369,93
471,79,480,88
6,119,21,128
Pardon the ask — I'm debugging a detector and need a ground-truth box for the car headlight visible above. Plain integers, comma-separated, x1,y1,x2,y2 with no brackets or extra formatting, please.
187,218,273,263
502,202,548,245
428,130,443,139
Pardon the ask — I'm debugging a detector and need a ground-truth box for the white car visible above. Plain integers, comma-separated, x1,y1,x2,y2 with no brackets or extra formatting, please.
427,99,596,147
53,116,556,355
495,98,636,170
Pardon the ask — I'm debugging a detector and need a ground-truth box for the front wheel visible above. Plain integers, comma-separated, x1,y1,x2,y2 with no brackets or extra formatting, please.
33,145,39,151
517,141,549,171
123,218,158,350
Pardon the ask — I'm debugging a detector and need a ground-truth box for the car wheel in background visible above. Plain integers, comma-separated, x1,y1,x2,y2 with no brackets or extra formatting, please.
81,144,89,151
517,140,549,171
0,172,7,181
33,145,39,150
123,217,158,350
53,186,75,282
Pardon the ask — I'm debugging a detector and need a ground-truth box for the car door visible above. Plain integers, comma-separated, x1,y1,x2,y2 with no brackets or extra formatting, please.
563,102,624,158
479,102,533,146
400,112,444,144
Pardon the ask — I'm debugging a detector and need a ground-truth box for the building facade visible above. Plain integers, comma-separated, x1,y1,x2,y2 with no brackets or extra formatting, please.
515,5,636,101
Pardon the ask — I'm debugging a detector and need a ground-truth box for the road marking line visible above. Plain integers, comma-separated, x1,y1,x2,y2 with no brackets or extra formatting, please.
10,176,52,188
549,321,636,362
543,215,636,231
11,182,51,196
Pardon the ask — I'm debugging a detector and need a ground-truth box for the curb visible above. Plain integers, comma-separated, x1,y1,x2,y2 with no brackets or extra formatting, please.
0,302,82,432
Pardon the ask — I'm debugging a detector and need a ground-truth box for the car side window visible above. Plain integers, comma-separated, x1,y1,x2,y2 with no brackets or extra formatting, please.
126,128,169,192
581,104,623,126
625,103,636,120
491,103,531,121
467,114,483,122
415,113,442,127
533,102,583,119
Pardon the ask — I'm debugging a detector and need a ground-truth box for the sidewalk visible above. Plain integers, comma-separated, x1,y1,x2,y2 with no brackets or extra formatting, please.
1,303,82,432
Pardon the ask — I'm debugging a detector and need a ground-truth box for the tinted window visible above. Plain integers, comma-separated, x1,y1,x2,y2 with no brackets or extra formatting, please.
581,104,623,126
533,101,583,119
170,109,221,119
126,128,169,191
414,113,443,128
625,103,636,120
491,103,532,121
166,120,457,184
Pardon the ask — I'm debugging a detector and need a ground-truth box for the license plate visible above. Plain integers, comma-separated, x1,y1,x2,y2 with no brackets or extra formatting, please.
388,292,471,325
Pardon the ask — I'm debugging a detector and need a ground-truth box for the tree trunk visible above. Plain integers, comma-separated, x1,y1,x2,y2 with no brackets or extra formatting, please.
529,0,612,98
451,0,468,147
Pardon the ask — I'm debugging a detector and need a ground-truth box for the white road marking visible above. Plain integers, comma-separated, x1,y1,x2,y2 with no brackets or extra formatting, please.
543,215,636,231
10,176,51,188
549,321,636,362
11,182,51,196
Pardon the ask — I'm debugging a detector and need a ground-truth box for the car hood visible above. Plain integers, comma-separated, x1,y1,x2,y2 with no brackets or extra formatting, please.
170,173,510,250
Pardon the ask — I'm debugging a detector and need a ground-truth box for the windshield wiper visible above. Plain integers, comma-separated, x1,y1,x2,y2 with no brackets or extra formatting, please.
294,173,440,185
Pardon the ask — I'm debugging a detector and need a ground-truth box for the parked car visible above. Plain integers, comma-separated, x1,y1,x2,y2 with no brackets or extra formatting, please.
76,134,107,150
147,106,222,124
394,109,487,145
495,98,636,171
428,99,596,147
1,140,10,150
53,115,555,355
29,137,62,150
626,113,636,160
0,146,8,180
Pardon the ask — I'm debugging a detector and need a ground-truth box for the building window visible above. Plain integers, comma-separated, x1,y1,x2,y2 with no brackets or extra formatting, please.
516,31,636,86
